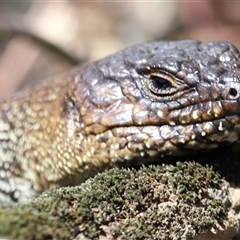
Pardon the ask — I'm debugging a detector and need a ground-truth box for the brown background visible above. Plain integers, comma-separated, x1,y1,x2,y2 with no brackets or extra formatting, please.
1,1,240,98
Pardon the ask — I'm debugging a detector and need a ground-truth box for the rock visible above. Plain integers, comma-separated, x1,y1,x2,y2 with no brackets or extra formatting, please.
0,161,239,240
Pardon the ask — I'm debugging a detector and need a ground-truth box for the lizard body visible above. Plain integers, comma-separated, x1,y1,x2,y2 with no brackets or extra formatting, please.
1,40,240,204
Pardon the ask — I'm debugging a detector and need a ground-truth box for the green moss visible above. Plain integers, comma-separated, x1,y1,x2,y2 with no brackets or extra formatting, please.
0,161,235,240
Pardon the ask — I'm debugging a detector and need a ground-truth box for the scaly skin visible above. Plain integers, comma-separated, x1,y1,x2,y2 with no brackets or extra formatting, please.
1,40,240,204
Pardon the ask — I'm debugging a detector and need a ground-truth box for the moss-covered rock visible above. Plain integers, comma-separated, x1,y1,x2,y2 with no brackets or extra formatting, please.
0,161,239,240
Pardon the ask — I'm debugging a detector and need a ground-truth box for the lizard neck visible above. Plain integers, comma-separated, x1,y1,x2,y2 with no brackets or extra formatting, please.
0,72,86,198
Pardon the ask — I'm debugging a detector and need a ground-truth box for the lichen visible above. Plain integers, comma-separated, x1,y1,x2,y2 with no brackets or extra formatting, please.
0,161,236,240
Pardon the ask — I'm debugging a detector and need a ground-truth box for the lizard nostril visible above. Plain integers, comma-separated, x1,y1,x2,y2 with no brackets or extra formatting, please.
229,88,238,98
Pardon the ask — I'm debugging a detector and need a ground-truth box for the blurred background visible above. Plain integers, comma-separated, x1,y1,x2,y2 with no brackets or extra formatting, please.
1,1,240,98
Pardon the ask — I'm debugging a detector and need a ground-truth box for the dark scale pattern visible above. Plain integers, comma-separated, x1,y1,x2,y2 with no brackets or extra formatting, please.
1,40,240,204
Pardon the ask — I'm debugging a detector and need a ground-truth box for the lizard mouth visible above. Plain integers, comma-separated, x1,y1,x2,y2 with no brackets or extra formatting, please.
148,99,240,149
159,115,240,142
166,100,240,127
90,118,238,167
86,100,240,160
101,99,240,144
106,115,240,160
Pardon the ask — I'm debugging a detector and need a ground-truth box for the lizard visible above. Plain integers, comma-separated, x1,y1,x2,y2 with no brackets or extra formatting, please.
0,39,240,204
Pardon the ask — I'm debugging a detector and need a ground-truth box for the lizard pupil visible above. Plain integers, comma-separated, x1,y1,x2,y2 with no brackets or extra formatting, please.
151,76,172,90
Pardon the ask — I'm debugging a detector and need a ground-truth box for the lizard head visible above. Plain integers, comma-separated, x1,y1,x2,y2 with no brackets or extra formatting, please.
75,40,240,163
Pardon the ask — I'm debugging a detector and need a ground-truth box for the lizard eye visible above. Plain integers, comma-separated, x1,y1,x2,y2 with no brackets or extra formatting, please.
147,72,179,96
